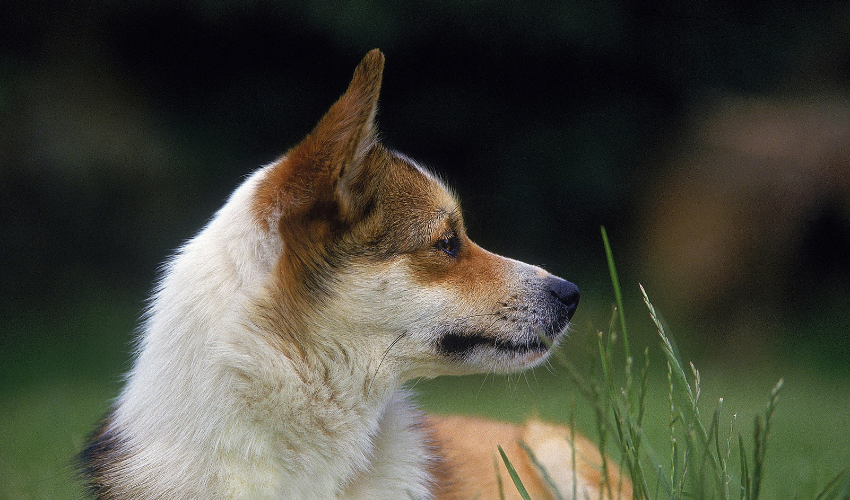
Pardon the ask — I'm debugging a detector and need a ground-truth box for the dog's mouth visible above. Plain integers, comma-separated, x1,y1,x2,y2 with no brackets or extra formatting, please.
432,281,577,366
437,329,559,358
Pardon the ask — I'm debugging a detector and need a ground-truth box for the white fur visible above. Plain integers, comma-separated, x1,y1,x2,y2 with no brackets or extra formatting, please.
110,165,436,499
83,48,596,499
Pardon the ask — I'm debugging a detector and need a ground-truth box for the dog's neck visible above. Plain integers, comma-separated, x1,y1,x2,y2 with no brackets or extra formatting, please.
113,170,432,498
247,326,411,496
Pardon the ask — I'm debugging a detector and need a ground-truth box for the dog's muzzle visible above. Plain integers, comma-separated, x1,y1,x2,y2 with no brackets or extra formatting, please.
436,275,580,359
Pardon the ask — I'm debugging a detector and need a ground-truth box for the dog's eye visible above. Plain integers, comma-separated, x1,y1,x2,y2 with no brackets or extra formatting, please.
436,235,460,257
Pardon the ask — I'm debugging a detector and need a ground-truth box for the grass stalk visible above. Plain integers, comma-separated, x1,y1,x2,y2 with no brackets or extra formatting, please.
518,440,567,500
814,466,850,500
505,230,847,500
498,445,532,500
601,226,630,362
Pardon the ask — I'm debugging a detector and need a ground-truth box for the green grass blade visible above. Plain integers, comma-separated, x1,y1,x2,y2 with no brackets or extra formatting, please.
739,434,751,500
814,466,850,500
601,226,630,360
751,380,781,500
518,440,566,500
498,445,532,500
494,453,506,500
712,398,731,500
641,285,695,406
701,398,727,499
642,285,720,475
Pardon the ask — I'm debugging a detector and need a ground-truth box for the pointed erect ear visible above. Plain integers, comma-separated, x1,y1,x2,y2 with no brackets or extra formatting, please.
253,50,385,227
304,48,384,177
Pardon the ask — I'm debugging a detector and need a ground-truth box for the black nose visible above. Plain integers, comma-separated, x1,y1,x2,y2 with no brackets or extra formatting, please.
546,276,580,320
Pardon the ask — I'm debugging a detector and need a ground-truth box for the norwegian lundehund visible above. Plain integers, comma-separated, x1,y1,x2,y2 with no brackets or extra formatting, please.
81,49,631,500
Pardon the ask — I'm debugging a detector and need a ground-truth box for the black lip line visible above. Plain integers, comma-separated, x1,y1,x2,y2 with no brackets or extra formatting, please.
438,331,554,357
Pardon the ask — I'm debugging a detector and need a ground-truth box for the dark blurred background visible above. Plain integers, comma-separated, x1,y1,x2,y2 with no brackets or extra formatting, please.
4,0,849,367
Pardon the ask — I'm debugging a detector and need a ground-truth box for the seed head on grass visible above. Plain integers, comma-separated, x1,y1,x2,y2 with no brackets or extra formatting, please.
500,229,846,500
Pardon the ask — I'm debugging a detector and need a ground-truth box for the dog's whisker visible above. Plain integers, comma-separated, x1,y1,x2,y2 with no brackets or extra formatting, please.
368,332,406,395
456,311,500,322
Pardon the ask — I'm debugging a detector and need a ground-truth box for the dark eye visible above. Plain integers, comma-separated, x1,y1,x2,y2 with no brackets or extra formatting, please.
436,235,461,257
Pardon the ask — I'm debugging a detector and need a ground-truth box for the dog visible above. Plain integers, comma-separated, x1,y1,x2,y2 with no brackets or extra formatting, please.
80,49,632,500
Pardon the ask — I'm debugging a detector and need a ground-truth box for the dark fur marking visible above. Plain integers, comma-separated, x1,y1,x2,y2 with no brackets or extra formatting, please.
78,413,124,499
437,331,549,357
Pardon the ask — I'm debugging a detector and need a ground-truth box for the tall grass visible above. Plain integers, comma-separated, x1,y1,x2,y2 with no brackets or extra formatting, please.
500,227,850,499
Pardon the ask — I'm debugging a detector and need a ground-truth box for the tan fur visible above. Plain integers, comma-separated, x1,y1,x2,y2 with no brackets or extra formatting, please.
428,416,632,500
80,49,630,500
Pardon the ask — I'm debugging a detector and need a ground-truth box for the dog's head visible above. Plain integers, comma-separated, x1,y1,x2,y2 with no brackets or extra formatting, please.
251,50,578,378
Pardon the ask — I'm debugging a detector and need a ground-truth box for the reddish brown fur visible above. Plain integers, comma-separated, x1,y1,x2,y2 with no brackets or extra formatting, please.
427,415,549,500
79,49,629,500
427,415,633,500
252,49,384,229
245,49,631,499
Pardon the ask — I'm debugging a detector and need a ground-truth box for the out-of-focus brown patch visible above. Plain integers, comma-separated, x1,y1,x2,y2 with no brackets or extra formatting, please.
426,415,633,500
641,96,850,352
426,415,549,500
